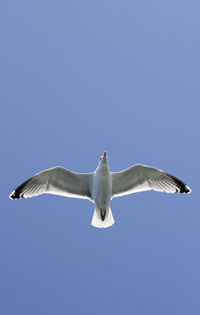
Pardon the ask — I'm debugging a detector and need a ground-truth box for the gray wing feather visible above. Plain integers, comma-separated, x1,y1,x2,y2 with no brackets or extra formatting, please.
10,167,93,200
111,164,191,198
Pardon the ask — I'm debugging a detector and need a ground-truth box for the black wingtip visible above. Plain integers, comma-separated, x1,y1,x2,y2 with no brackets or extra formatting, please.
181,185,191,194
9,190,22,200
168,174,191,194
9,178,31,200
9,192,15,199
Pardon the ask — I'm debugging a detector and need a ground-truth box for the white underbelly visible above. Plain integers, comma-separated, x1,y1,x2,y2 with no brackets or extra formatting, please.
92,171,112,210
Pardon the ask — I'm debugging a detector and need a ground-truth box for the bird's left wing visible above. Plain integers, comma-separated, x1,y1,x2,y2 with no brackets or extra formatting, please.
111,164,191,198
10,167,93,200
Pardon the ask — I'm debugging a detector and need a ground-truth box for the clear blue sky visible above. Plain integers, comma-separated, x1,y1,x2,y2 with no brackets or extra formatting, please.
1,1,199,314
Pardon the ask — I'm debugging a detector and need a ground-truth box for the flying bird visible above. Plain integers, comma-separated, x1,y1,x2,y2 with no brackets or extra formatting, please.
9,152,191,228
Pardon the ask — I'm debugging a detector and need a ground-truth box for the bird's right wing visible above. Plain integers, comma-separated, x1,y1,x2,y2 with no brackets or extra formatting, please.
10,167,93,201
111,164,191,198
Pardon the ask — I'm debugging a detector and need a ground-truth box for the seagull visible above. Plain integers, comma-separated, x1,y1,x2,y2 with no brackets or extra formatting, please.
9,152,191,228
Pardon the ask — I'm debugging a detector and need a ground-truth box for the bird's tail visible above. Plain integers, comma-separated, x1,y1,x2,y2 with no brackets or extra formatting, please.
91,207,114,229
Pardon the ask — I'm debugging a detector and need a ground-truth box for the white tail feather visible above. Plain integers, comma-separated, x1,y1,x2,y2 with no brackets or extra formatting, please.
91,207,114,229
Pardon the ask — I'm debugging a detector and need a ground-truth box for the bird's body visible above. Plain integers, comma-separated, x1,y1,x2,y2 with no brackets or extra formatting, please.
90,155,114,227
10,152,191,228
92,157,111,215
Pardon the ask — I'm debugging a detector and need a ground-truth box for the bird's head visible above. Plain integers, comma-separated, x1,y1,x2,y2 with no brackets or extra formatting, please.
98,151,109,169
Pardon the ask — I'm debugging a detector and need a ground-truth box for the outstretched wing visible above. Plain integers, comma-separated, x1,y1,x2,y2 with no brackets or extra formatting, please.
10,167,93,200
111,164,191,198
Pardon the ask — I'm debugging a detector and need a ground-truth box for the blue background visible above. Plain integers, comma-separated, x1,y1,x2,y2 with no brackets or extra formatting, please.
1,1,199,314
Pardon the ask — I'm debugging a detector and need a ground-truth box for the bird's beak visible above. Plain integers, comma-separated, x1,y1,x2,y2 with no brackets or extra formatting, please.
103,151,106,158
